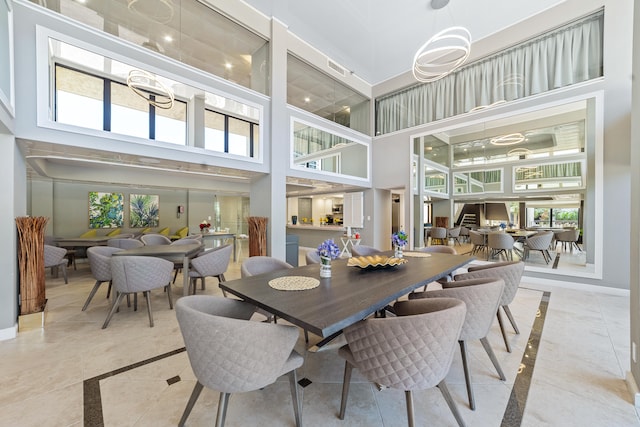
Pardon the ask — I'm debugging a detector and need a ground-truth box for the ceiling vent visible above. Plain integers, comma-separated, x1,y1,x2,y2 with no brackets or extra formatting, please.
327,60,346,76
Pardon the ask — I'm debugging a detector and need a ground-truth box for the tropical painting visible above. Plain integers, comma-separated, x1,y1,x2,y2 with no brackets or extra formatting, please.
89,192,124,229
130,194,160,228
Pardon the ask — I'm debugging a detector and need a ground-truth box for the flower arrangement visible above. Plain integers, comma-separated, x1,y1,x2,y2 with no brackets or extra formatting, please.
392,230,408,247
317,239,340,260
199,220,211,230
499,222,507,230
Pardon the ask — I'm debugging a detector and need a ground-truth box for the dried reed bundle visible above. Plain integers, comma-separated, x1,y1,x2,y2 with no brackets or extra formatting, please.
16,216,49,314
248,216,268,256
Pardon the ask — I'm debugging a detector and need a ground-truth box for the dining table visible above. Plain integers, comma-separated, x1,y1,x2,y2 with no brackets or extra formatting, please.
112,242,204,296
220,251,474,350
55,236,111,247
201,232,237,261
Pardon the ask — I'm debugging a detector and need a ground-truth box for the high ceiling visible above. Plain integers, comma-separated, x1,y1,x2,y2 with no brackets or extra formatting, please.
241,0,566,84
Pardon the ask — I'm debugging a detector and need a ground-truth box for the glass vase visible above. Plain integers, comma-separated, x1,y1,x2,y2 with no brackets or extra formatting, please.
320,256,332,278
394,245,404,258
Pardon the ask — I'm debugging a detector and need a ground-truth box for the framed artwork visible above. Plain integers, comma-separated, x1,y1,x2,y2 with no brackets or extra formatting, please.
129,194,159,228
89,192,124,229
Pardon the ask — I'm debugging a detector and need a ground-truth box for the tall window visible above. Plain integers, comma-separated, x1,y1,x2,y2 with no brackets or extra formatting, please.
55,66,103,130
205,110,258,156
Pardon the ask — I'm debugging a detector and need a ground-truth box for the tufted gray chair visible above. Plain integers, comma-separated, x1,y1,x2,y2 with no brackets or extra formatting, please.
447,226,462,245
101,256,174,329
140,233,171,246
107,238,144,249
338,297,467,427
176,296,303,427
350,245,382,257
454,261,525,353
241,256,293,277
429,226,448,245
305,250,321,265
419,245,457,255
44,244,68,284
459,226,470,243
555,228,581,252
410,278,506,410
487,232,515,261
169,238,204,283
84,246,123,311
188,244,233,295
469,230,487,257
522,231,554,264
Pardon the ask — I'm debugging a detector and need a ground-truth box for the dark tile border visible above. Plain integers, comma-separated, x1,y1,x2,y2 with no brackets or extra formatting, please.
500,290,551,427
83,347,186,427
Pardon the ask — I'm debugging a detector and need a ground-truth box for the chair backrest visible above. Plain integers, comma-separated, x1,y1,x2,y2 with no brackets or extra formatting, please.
350,245,382,257
177,234,202,242
190,244,233,277
469,230,485,246
342,297,466,391
172,227,189,239
305,250,321,264
110,256,174,293
487,232,514,250
108,238,144,249
525,231,554,250
158,227,170,236
456,260,525,306
176,295,299,393
447,226,461,238
106,228,121,237
79,230,97,238
418,245,457,255
44,244,67,267
87,246,124,281
417,278,504,341
429,227,447,239
556,229,579,242
459,226,470,237
241,256,293,278
140,234,172,246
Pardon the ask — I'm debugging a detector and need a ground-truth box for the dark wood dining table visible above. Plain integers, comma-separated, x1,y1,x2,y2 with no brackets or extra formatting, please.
220,251,474,347
112,242,204,296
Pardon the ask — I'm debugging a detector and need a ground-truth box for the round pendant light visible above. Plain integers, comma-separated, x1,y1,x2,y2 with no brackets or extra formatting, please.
126,70,174,110
412,26,471,83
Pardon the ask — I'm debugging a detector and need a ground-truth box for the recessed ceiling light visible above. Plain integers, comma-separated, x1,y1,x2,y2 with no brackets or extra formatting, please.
304,97,311,103
225,62,233,69
163,35,173,42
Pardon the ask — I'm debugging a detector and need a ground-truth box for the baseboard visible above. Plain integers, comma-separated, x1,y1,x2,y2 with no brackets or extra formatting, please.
626,371,640,407
0,323,17,341
522,275,629,296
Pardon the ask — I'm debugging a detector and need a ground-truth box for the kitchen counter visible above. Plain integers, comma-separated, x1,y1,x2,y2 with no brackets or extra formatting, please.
286,225,346,247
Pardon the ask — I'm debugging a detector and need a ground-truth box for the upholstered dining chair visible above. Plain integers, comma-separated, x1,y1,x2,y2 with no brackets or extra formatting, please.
305,250,321,265
140,233,172,246
555,228,581,252
170,226,190,240
487,232,515,261
447,226,462,245
453,261,525,353
459,226,470,243
84,246,123,311
338,297,467,427
429,226,447,245
176,295,303,427
157,227,170,236
44,244,68,284
169,238,204,283
107,238,144,249
188,244,233,295
410,278,506,410
350,245,382,257
522,231,554,264
469,230,487,257
102,256,174,328
418,245,457,255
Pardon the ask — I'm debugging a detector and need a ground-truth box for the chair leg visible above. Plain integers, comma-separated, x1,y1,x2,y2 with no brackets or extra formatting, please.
502,305,520,334
144,291,154,327
304,329,309,343
215,392,231,427
339,360,353,419
61,264,68,284
480,337,506,381
201,276,206,291
288,370,302,427
82,280,104,311
166,284,173,309
496,308,512,353
172,268,179,284
459,340,475,410
178,381,204,427
405,390,415,427
102,292,124,329
106,281,113,299
437,380,467,427
218,275,227,297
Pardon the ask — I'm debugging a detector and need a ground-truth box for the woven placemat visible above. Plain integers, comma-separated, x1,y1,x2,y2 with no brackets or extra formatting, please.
268,276,320,291
403,252,432,258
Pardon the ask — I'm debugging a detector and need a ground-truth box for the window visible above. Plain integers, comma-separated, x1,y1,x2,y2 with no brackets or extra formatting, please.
55,66,103,131
204,110,259,157
453,169,503,194
204,110,225,152
424,166,448,194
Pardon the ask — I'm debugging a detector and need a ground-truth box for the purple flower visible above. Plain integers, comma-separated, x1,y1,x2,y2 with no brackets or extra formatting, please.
392,231,408,247
317,239,340,259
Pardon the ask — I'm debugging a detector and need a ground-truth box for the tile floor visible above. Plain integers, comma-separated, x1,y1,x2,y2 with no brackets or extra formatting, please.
0,245,637,427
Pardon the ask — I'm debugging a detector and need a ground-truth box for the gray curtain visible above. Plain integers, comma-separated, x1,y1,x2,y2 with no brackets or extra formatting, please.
376,10,603,135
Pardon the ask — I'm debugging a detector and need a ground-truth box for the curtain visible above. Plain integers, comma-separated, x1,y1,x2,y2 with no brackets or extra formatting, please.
376,10,603,135
515,162,582,180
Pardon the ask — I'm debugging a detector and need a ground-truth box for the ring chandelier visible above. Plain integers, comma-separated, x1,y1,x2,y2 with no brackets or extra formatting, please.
489,133,525,146
126,70,175,109
127,0,174,24
412,26,471,83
